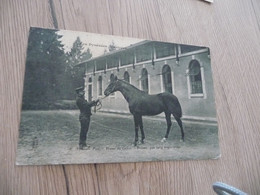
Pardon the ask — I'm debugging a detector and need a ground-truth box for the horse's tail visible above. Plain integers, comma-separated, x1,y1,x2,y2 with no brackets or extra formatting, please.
161,93,182,118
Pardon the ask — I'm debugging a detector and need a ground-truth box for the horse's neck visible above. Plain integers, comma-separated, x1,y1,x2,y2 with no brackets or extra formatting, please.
118,82,142,103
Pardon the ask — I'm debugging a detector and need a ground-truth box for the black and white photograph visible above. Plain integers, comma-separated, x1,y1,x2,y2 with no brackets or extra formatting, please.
16,27,220,165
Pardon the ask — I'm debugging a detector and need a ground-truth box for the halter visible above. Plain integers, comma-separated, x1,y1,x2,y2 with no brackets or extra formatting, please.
109,80,118,95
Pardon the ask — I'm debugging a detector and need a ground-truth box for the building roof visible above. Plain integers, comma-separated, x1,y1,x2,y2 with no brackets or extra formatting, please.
74,40,151,67
74,40,207,67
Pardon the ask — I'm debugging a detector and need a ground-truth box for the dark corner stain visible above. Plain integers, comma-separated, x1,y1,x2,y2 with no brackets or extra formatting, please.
62,165,70,195
94,164,101,195
49,0,59,29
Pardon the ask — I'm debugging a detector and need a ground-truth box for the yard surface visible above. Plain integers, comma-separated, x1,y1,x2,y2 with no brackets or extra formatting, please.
16,110,220,165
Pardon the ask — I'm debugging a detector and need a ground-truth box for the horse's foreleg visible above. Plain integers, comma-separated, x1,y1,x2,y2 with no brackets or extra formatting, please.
161,112,172,142
139,116,145,144
174,116,184,141
133,115,139,146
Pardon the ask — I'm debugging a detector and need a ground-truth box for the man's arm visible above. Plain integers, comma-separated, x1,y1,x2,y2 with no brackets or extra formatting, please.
82,99,99,107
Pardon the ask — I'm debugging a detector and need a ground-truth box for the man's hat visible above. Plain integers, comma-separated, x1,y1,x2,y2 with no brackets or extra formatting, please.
75,86,84,93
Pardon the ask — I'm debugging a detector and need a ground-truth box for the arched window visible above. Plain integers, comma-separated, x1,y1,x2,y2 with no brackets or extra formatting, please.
110,73,115,82
141,68,149,93
124,71,130,83
162,65,172,93
98,76,102,96
110,74,115,96
189,60,203,94
88,77,92,101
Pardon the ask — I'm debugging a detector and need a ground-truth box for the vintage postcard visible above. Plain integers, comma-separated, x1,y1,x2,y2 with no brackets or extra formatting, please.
16,27,220,165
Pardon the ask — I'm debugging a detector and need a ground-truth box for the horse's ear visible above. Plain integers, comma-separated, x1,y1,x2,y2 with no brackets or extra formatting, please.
115,76,118,81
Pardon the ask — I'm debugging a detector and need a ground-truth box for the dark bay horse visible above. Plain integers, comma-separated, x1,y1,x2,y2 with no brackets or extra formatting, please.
104,77,184,146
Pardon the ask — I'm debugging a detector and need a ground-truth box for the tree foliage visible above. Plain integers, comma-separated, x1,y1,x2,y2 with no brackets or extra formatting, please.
22,28,66,109
64,37,92,98
108,41,117,52
22,29,92,109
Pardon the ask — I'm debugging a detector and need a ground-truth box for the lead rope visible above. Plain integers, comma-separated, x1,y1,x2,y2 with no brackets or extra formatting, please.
94,96,108,113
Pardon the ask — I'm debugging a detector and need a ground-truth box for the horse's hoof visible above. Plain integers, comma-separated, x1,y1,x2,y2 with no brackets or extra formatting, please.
161,138,167,142
78,145,90,150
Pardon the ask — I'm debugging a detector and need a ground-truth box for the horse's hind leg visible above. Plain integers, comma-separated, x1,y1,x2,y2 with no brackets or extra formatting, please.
161,112,172,142
174,116,184,141
133,115,139,146
139,116,145,144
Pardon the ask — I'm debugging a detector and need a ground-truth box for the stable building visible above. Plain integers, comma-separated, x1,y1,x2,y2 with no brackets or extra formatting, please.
79,40,217,122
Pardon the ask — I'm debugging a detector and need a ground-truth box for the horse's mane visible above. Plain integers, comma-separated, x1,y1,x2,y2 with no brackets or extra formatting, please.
118,79,145,93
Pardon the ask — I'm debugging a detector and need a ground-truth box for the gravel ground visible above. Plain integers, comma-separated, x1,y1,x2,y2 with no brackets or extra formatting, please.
16,110,220,165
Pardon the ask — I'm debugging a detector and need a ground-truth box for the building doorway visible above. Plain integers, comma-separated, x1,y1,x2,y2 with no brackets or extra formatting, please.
88,77,92,101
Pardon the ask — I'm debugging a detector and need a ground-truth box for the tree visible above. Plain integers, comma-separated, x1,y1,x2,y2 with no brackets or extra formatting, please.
108,41,117,52
22,27,66,109
65,37,92,98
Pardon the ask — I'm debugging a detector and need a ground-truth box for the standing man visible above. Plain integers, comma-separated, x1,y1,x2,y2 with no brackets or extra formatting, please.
75,87,99,149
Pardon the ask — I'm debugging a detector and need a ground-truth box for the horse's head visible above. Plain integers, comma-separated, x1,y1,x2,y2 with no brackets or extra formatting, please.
104,76,120,96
